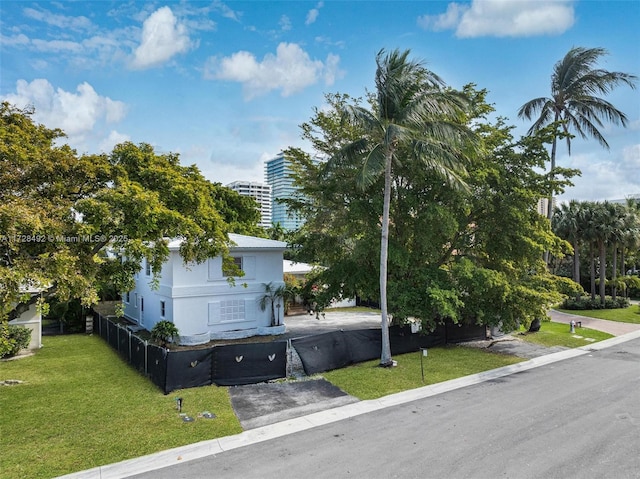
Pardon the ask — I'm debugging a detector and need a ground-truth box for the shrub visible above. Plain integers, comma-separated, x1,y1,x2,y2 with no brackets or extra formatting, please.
150,320,179,348
0,323,33,358
553,275,585,297
623,275,640,298
561,296,630,310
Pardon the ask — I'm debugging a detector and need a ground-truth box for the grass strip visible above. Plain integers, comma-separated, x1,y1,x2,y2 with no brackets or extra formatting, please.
555,305,640,324
517,321,613,348
0,335,241,479
322,346,523,401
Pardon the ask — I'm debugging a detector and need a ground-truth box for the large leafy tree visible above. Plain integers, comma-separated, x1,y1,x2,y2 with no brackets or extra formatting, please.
286,79,577,355
518,46,637,220
321,49,477,367
0,102,261,322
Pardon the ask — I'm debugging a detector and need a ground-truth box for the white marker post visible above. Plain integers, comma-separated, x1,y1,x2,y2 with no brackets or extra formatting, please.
420,348,428,383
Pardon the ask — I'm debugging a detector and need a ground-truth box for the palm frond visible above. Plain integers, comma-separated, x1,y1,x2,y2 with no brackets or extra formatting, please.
517,97,552,121
357,144,386,189
520,46,637,155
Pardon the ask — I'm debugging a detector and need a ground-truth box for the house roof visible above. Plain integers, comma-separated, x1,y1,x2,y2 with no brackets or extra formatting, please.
228,233,287,250
283,260,313,274
167,234,287,251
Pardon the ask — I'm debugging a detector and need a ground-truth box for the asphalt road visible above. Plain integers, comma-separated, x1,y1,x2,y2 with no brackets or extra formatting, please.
129,337,640,479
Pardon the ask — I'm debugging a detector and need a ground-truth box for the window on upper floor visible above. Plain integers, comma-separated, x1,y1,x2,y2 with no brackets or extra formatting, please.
223,256,243,277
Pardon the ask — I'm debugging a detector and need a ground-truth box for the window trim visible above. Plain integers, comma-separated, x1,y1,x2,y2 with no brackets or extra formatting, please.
223,256,243,277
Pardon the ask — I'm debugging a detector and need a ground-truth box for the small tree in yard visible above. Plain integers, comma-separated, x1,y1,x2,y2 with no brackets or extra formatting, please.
259,282,290,326
150,320,179,348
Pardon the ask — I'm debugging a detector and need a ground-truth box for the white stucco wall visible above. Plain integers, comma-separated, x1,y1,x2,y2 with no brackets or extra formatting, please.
123,236,286,342
8,302,42,350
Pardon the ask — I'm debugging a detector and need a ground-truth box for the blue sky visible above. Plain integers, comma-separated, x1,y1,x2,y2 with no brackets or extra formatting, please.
1,0,639,202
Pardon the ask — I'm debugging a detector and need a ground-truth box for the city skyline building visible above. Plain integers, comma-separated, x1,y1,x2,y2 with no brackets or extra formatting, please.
226,180,272,229
536,197,557,217
264,153,304,231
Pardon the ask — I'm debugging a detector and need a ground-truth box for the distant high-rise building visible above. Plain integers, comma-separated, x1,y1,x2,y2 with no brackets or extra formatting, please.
536,197,557,217
226,181,272,228
611,194,640,205
265,153,304,231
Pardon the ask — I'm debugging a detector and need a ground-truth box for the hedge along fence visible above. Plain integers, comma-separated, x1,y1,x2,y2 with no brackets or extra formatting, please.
93,313,287,394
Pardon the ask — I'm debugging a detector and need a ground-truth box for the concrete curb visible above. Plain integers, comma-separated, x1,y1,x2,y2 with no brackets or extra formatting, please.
57,328,640,479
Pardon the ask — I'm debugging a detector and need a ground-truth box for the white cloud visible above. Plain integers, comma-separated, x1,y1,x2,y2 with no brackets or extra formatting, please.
23,7,93,31
0,33,30,46
557,145,640,201
323,53,342,85
204,43,342,99
1,79,127,150
279,15,292,32
130,6,192,69
306,2,324,25
418,0,575,38
99,130,130,152
211,0,241,21
31,39,84,53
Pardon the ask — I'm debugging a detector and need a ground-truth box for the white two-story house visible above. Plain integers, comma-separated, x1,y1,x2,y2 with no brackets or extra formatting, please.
123,234,287,344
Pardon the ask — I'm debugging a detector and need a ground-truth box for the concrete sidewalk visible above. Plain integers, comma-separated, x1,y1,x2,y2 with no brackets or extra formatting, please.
59,328,640,479
548,308,640,336
57,307,640,479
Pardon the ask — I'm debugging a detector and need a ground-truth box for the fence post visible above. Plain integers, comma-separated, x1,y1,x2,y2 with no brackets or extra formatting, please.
144,340,148,375
287,339,292,378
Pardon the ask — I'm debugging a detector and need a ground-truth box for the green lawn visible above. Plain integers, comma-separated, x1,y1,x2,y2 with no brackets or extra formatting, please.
555,304,640,324
517,321,613,348
322,346,523,400
0,335,242,479
2,315,620,478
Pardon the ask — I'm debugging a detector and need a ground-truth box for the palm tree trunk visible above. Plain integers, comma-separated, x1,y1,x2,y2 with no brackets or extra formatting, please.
573,239,580,284
543,130,559,265
621,248,627,298
379,151,393,367
547,135,557,221
590,242,596,300
599,240,606,304
612,243,617,301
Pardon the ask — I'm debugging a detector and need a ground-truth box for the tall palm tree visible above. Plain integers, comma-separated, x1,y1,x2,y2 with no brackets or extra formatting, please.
327,49,477,366
607,202,627,301
580,202,599,300
518,47,637,221
594,202,619,304
552,200,583,284
622,198,640,278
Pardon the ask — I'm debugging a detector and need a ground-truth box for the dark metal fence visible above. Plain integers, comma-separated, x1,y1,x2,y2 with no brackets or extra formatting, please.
94,313,287,394
292,323,486,375
93,312,486,393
